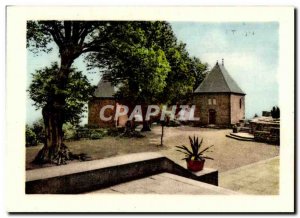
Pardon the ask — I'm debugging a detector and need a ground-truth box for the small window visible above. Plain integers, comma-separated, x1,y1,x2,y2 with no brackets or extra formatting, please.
240,98,242,109
213,99,217,105
208,99,212,105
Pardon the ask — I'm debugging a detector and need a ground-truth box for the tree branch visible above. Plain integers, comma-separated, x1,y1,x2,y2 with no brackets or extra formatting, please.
64,21,72,41
46,28,63,47
71,21,80,43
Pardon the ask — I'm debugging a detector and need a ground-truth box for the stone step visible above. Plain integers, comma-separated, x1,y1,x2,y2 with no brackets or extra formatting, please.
244,123,250,127
239,127,251,133
226,133,254,141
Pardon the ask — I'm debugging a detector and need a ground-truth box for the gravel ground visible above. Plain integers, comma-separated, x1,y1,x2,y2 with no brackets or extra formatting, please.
26,125,279,172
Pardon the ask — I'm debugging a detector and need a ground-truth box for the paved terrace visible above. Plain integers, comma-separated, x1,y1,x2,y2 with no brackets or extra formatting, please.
220,157,279,195
89,173,236,195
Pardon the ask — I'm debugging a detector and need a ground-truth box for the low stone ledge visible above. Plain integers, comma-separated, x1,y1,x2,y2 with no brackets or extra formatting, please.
26,152,164,181
26,152,218,194
163,159,218,186
192,168,218,186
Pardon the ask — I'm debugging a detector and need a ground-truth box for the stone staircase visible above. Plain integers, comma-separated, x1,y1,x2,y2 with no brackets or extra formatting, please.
236,120,251,133
226,132,254,141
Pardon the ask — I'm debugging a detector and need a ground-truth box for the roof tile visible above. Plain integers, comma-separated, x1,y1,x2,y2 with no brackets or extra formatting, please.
194,63,245,95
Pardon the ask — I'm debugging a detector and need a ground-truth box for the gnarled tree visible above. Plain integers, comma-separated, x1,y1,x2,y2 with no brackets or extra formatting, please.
27,21,112,164
28,63,95,164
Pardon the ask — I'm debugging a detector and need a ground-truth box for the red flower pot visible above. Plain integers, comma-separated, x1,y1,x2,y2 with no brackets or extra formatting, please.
186,159,205,172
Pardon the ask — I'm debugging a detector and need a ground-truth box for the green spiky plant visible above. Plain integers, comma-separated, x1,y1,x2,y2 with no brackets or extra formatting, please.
175,136,214,161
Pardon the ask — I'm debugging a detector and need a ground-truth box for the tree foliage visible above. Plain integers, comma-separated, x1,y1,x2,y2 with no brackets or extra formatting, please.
87,22,168,104
26,119,46,146
32,118,45,143
271,106,280,119
29,63,95,125
190,57,208,90
26,125,38,147
27,21,112,56
87,21,207,105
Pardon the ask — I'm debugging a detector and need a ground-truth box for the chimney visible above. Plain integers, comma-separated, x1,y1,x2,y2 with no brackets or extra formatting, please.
222,58,224,66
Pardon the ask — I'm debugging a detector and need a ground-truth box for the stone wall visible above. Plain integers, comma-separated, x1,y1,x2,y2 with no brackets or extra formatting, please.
88,98,142,128
254,129,280,145
230,94,245,124
249,121,280,134
88,98,116,128
250,120,280,145
193,93,231,126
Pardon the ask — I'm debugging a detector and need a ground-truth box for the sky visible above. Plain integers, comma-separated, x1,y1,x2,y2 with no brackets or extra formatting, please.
171,22,279,119
26,22,279,124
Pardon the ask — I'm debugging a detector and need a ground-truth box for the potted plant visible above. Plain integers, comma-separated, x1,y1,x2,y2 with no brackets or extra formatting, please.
175,136,214,172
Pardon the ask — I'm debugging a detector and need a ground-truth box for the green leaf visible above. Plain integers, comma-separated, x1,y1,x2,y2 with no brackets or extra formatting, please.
201,156,214,160
175,145,193,155
199,145,214,155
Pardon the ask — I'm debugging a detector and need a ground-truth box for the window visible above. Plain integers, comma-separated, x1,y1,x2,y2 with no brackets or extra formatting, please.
213,99,217,105
208,99,212,105
240,98,242,108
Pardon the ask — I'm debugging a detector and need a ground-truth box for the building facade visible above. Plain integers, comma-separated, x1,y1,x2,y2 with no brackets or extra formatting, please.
88,76,132,128
88,78,117,128
193,61,246,127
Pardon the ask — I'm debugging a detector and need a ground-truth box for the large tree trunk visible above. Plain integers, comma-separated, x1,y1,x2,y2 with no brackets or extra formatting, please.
141,120,151,132
33,57,74,165
33,100,70,165
141,104,151,132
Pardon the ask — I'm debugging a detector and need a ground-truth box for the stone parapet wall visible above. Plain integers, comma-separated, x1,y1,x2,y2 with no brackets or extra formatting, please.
26,153,220,194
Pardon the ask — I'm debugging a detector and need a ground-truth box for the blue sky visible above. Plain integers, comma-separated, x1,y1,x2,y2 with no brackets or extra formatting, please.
171,22,279,119
26,22,279,124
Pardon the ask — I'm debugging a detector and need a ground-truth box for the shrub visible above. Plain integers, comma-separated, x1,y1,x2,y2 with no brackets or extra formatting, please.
89,130,104,140
74,127,108,140
76,127,90,139
107,127,125,136
84,124,100,129
167,120,181,127
32,118,45,143
26,125,38,147
63,122,77,140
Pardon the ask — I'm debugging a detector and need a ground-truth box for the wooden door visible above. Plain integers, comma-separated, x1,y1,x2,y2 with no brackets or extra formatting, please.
209,109,216,124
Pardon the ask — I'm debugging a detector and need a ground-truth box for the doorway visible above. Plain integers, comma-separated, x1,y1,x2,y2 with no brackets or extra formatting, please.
208,109,216,124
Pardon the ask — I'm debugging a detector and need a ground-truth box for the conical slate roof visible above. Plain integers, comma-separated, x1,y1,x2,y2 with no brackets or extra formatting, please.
93,75,117,98
194,63,245,95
